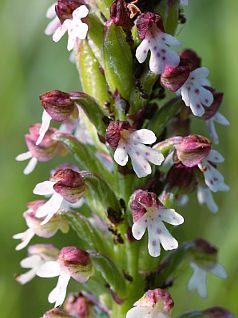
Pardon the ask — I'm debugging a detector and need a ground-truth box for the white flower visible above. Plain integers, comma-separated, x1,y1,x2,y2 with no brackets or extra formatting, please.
136,30,181,74
16,151,38,175
197,185,218,213
188,261,227,298
127,307,169,318
132,204,184,257
198,150,229,192
16,245,58,285
114,129,164,178
206,112,230,145
36,247,93,307
178,67,214,117
45,3,61,36
33,180,83,225
52,5,89,51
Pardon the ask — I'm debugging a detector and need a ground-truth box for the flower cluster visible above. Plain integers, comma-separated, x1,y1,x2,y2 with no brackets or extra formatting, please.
14,1,232,317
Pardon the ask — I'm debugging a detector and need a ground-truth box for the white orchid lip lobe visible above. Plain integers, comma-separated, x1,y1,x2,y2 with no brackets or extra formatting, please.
130,190,184,257
106,121,164,178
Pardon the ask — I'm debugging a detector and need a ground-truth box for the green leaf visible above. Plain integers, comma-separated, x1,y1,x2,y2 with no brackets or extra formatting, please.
148,97,183,137
75,41,112,112
155,0,179,35
91,253,126,298
103,24,134,101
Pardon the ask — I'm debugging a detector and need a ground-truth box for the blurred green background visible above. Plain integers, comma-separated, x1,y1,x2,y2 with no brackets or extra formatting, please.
0,0,237,317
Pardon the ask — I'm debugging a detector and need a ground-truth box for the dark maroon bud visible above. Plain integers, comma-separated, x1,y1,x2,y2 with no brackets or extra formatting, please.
136,12,164,40
204,307,234,318
175,134,211,167
40,90,78,122
179,49,201,71
110,0,133,28
56,0,85,23
167,163,197,193
201,88,224,120
105,121,132,149
161,64,190,92
25,124,60,161
130,189,160,222
194,238,217,255
50,168,86,203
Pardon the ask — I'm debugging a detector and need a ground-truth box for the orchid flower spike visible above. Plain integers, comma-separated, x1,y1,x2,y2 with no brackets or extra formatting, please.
37,247,93,307
106,121,164,178
13,200,69,250
53,5,89,51
136,12,181,74
33,167,85,224
16,244,59,285
130,190,184,257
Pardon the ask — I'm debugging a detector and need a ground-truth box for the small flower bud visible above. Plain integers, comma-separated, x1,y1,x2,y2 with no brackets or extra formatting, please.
43,308,72,318
192,238,218,269
25,200,69,238
136,12,164,39
50,168,87,203
110,0,133,28
64,293,95,318
105,121,132,150
167,163,197,193
175,134,211,167
56,0,85,23
127,288,174,317
25,124,61,161
201,88,224,120
40,90,78,122
161,64,190,92
179,49,201,71
57,247,93,282
130,189,160,222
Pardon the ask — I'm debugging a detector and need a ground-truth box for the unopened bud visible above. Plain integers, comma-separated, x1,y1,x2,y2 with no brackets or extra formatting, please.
179,49,201,71
58,247,93,282
161,64,190,92
40,90,78,122
175,135,211,167
105,121,132,150
56,0,85,23
136,12,164,39
64,293,95,318
167,163,197,193
192,238,218,269
110,0,133,28
50,168,86,203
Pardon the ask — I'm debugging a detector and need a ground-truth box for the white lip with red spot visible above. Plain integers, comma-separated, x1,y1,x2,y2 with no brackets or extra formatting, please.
132,202,184,257
113,128,164,178
177,67,214,117
136,27,181,74
198,150,229,193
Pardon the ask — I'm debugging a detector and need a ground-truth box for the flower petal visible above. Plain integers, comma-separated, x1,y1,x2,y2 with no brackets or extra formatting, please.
136,39,150,64
36,110,52,145
126,306,153,318
20,255,42,269
147,221,161,257
130,129,156,144
161,33,181,47
33,181,55,196
210,263,227,279
16,151,32,161
73,5,89,19
214,112,229,126
24,157,38,175
36,261,60,278
191,67,209,79
52,19,71,43
46,3,56,19
154,221,178,251
132,214,148,240
149,50,165,74
45,16,61,36
36,193,64,223
159,209,184,225
197,186,218,213
16,268,37,285
207,119,219,145
130,150,152,178
188,262,207,298
206,150,224,163
13,229,35,251
114,142,128,166
48,273,70,307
